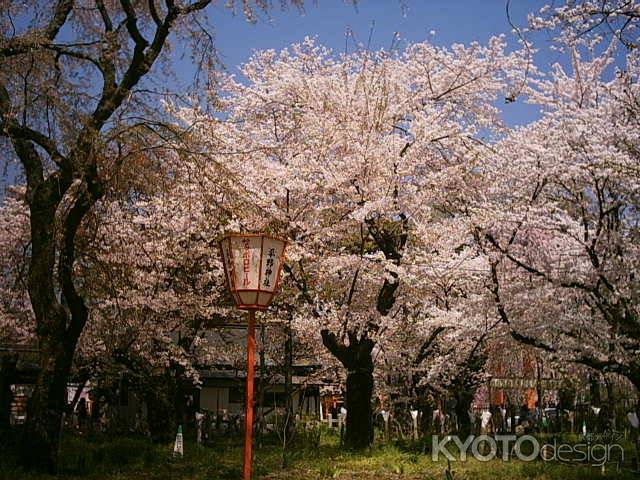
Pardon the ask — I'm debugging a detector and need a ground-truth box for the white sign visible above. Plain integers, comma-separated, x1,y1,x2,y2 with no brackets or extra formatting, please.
173,425,184,457
628,412,639,429
481,411,492,429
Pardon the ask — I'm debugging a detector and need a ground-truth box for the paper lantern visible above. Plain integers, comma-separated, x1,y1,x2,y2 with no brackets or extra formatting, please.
219,233,287,310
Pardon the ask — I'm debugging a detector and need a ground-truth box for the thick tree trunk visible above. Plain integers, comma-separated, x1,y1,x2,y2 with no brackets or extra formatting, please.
290,218,407,450
345,367,374,449
321,329,374,450
589,372,601,406
145,380,174,443
21,190,92,473
455,390,474,438
173,378,187,434
604,377,615,431
22,341,75,473
0,1,216,471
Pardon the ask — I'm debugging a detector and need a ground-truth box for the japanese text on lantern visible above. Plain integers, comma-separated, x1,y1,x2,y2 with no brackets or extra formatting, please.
242,238,251,287
224,241,234,286
263,248,276,288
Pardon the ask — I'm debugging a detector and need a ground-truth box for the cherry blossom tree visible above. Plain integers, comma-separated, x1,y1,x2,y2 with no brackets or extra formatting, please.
528,0,639,49
83,148,296,437
5,1,635,467
175,36,529,448
0,0,321,471
476,39,640,420
0,189,33,432
0,188,33,344
372,218,502,437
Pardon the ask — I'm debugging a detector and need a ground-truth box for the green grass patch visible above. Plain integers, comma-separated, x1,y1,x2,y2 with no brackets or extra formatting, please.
1,431,638,479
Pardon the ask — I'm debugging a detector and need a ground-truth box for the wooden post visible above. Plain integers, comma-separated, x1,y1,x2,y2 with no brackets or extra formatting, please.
243,310,256,480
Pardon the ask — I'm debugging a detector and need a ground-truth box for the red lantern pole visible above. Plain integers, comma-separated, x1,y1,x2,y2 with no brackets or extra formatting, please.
243,309,256,480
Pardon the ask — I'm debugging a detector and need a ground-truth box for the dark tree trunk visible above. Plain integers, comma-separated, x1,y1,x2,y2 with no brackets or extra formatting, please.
455,390,474,438
321,329,374,450
447,342,487,438
418,389,436,435
22,342,76,473
145,379,174,443
0,1,216,472
589,372,601,406
508,401,516,434
20,181,94,474
290,217,407,450
604,377,616,431
173,384,186,433
0,354,17,431
345,367,374,448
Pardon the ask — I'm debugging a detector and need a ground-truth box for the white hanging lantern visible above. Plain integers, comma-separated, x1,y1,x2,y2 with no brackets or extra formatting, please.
219,233,287,310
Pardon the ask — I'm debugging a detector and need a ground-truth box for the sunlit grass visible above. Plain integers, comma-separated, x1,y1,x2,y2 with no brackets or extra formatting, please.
1,430,637,479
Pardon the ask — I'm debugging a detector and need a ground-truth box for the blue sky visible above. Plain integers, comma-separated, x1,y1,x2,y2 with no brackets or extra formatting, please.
185,0,555,126
0,1,609,195
209,0,547,65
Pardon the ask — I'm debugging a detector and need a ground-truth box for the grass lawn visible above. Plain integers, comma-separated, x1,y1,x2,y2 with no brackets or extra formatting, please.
2,431,638,479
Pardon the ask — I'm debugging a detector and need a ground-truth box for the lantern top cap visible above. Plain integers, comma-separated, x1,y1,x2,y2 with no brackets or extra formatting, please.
220,232,287,242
